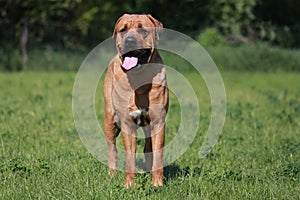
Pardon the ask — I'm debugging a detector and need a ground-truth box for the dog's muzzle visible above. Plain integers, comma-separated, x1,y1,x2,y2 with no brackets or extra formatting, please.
125,36,137,49
121,48,152,71
119,35,152,71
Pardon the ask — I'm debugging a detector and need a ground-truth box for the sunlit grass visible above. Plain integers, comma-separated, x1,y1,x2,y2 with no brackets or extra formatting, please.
0,71,299,199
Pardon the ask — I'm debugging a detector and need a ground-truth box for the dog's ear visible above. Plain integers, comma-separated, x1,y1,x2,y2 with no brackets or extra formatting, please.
146,14,163,39
146,14,163,30
113,14,129,39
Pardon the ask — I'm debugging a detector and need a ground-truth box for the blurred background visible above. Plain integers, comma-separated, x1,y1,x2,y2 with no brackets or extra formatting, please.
1,0,300,71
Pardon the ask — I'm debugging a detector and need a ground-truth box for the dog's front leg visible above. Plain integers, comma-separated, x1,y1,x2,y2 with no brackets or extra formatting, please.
151,123,165,186
121,129,137,188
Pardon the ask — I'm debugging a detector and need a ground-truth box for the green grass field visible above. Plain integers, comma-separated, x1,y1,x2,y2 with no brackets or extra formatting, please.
0,71,299,199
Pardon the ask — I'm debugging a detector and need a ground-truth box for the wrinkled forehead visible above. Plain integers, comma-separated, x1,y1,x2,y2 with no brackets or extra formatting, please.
116,15,155,29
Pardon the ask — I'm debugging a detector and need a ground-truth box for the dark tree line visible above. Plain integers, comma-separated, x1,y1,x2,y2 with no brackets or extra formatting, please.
1,0,300,50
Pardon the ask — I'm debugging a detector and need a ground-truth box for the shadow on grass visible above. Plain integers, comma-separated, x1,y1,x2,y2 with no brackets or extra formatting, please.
136,158,203,182
164,164,203,181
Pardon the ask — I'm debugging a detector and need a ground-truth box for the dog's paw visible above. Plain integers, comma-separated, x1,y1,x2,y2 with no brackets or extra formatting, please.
108,168,116,179
129,109,148,126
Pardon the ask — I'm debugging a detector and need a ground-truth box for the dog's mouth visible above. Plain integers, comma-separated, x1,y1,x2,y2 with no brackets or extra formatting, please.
121,49,152,71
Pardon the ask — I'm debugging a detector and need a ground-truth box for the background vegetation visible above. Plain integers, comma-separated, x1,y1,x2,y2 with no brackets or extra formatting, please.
1,0,300,71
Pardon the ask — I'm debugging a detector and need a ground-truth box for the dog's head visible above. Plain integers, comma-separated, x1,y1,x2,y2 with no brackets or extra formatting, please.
113,14,163,70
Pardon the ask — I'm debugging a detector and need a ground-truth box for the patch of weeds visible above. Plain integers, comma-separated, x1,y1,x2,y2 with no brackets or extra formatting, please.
227,101,255,122
203,168,243,182
278,138,300,156
0,160,8,173
286,99,300,122
0,131,12,140
8,157,32,176
2,157,52,177
38,112,56,128
32,93,48,103
36,158,52,175
261,90,300,124
275,108,294,124
206,150,221,161
262,90,279,104
277,162,300,181
191,166,202,177
0,104,19,118
250,118,264,130
227,135,245,146
202,162,244,182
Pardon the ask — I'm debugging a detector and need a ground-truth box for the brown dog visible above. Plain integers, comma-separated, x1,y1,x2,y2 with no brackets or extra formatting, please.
103,14,168,187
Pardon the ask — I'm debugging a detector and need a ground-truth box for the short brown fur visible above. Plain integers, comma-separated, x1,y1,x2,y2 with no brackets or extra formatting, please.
103,14,168,187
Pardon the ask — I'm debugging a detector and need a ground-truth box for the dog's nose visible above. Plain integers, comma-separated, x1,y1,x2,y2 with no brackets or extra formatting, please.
125,36,137,48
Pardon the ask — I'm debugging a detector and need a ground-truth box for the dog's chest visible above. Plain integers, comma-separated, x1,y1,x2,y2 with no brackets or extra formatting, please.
112,70,151,108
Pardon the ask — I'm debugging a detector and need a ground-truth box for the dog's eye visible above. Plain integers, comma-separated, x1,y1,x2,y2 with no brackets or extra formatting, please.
138,28,148,36
119,27,127,34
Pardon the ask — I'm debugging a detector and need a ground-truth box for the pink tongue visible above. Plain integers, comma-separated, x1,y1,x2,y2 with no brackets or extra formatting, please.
122,57,138,70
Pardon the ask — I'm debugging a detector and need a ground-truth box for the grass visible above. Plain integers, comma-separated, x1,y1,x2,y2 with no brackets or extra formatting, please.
0,71,300,199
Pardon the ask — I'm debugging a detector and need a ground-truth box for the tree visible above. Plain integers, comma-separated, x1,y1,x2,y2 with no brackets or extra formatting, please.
208,0,257,44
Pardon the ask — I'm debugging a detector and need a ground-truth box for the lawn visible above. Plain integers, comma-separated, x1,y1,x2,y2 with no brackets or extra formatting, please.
0,71,299,199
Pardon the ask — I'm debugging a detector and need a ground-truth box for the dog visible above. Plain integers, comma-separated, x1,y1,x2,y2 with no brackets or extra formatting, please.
103,14,168,187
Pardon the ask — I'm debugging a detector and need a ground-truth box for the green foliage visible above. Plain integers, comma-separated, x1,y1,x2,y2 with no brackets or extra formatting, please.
26,47,85,71
76,7,100,36
0,48,22,71
197,28,227,47
1,0,300,49
259,22,277,43
162,44,300,72
0,0,130,48
208,44,300,71
0,46,85,71
209,0,256,35
257,23,300,48
0,72,299,199
255,0,300,47
2,45,300,72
